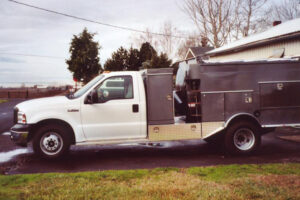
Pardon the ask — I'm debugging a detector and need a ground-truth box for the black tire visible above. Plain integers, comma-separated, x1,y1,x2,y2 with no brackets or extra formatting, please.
33,124,71,159
225,121,261,155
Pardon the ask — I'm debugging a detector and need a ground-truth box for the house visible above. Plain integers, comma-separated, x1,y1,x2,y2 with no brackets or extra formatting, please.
205,18,300,61
185,46,214,60
175,46,213,89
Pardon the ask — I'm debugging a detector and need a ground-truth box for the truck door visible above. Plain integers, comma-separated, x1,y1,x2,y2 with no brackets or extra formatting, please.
81,74,145,141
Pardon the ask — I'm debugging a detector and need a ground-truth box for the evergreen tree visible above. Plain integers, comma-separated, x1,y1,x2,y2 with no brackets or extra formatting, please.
150,53,172,68
104,47,128,71
104,42,172,71
139,42,157,64
66,28,102,84
139,42,172,69
127,47,141,71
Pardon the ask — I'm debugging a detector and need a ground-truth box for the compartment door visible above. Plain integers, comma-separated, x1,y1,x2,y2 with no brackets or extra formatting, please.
201,93,224,122
259,81,300,125
147,73,174,125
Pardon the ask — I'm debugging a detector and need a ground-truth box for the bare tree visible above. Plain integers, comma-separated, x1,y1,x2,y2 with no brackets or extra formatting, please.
182,0,273,45
176,33,201,59
234,0,268,38
249,0,300,33
239,0,300,35
270,0,300,21
130,21,184,60
130,28,158,50
158,21,179,57
182,0,233,48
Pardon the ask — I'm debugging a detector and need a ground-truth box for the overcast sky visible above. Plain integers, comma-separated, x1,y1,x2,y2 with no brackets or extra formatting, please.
0,0,196,86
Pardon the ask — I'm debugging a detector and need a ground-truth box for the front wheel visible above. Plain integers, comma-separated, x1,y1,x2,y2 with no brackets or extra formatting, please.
33,124,71,159
225,121,261,155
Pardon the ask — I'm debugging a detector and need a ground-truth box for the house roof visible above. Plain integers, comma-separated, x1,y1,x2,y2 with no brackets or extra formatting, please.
206,18,300,56
185,46,214,60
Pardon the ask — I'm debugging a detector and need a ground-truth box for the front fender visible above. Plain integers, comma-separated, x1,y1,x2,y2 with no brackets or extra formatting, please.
28,111,86,143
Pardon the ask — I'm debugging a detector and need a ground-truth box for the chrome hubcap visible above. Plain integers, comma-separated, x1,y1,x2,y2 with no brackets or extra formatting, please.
233,128,255,151
40,132,63,155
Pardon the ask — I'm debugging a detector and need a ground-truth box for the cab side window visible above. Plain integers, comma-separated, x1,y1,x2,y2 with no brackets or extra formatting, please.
96,76,133,102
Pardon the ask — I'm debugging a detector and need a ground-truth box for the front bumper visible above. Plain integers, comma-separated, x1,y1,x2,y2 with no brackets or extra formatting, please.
10,124,31,147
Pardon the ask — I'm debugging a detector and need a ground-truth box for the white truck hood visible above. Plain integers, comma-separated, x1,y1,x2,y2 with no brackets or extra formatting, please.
15,96,81,124
16,96,70,112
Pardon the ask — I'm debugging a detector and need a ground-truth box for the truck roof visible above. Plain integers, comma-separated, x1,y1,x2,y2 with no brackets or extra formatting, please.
102,71,140,76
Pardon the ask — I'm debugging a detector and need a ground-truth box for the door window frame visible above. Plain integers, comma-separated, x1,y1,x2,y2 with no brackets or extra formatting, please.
91,75,134,104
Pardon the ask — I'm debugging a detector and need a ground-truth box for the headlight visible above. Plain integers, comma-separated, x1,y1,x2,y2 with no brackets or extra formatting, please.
17,112,27,124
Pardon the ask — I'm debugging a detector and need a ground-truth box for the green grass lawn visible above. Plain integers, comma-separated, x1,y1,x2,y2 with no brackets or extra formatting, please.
0,99,8,104
0,163,299,200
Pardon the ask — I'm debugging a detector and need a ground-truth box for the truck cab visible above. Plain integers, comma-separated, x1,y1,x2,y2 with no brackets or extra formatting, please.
11,71,148,158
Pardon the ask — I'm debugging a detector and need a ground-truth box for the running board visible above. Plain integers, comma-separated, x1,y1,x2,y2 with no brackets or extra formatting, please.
76,138,149,146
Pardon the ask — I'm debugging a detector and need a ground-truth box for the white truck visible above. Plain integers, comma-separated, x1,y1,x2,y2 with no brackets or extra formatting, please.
12,60,297,158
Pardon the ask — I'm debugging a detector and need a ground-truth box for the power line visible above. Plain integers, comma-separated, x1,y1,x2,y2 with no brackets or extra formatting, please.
0,52,65,59
8,0,195,39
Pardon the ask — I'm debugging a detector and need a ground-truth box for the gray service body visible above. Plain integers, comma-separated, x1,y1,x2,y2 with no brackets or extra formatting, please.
184,60,300,128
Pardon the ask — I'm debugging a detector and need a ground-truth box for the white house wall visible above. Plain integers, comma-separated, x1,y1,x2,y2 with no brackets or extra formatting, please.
209,39,300,61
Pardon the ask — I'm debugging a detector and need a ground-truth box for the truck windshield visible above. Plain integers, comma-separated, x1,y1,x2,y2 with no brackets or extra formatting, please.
69,75,104,99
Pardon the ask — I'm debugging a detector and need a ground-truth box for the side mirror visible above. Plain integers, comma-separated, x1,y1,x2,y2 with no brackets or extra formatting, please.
84,89,98,104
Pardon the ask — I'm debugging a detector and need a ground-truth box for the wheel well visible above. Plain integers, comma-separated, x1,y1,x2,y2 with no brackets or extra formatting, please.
29,119,76,144
226,115,261,130
226,115,275,135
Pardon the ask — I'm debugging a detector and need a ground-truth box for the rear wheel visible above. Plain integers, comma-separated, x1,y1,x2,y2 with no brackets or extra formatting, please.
225,121,261,155
33,124,71,159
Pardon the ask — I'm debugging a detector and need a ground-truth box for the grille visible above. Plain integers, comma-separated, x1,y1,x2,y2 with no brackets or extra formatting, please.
13,107,18,124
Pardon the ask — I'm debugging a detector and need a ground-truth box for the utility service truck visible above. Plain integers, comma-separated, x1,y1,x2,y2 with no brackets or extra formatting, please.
10,59,300,158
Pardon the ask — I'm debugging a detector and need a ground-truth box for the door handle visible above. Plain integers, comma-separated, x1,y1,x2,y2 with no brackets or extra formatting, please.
132,104,139,113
